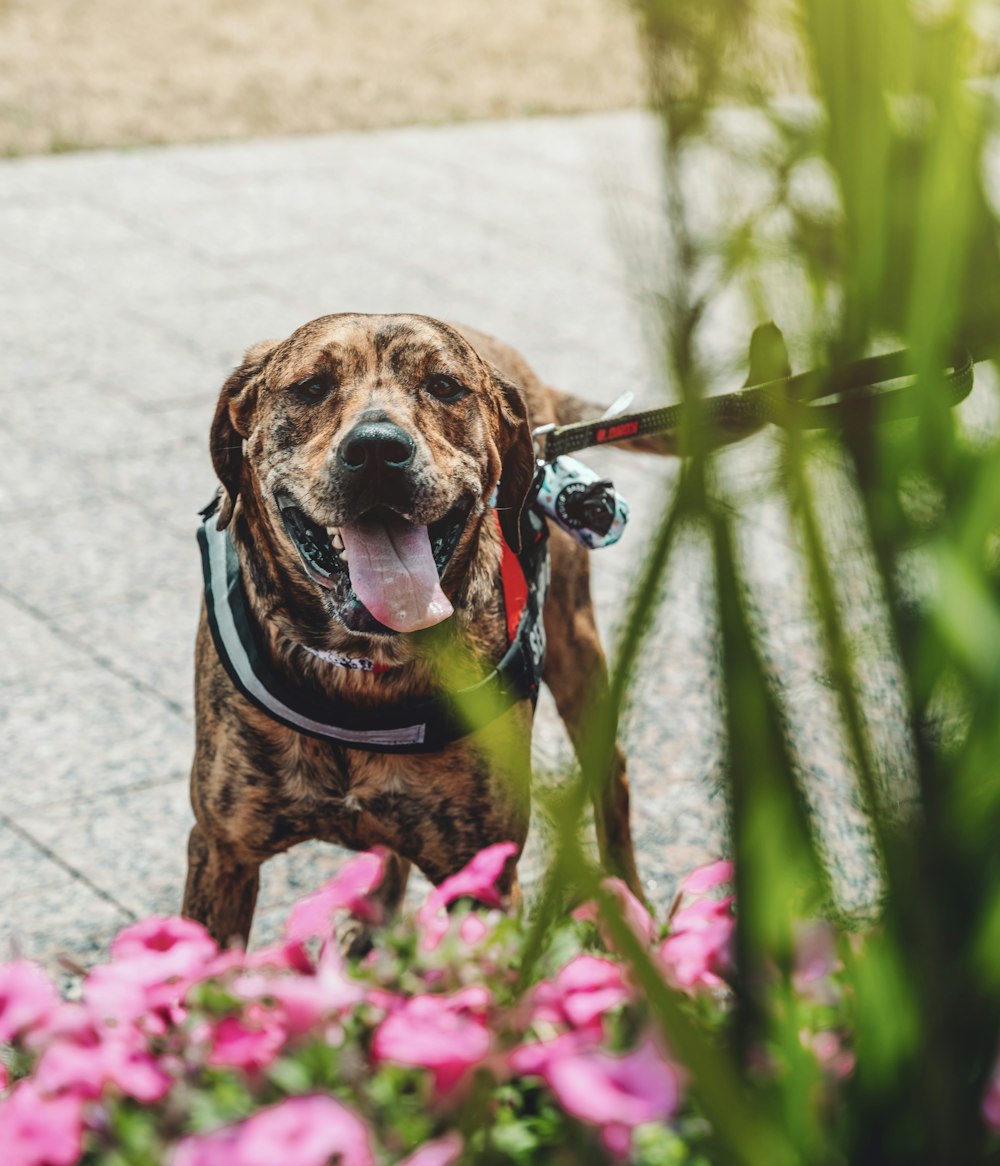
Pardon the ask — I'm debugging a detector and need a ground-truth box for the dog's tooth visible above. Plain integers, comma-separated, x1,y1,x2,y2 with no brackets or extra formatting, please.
339,548,349,562
330,531,344,550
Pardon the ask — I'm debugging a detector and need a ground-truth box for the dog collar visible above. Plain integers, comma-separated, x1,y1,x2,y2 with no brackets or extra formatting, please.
298,645,393,674
196,498,549,754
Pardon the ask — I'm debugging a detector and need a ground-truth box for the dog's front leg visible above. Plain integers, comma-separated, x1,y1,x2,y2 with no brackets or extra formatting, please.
182,823,261,948
542,531,644,900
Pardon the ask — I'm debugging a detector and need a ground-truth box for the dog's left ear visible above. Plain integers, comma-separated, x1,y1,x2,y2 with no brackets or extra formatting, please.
210,340,278,530
492,369,537,554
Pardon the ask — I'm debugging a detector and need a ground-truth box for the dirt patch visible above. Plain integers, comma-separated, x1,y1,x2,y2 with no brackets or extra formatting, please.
0,0,648,155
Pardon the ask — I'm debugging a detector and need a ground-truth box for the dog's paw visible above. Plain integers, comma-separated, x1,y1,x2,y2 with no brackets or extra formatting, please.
336,917,375,961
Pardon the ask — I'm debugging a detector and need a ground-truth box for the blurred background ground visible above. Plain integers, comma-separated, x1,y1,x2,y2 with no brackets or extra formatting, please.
0,0,645,155
4,0,1000,159
0,0,827,156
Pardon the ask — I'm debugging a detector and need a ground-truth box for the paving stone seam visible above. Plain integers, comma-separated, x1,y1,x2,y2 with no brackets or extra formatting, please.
14,771,191,816
0,583,189,721
0,813,137,923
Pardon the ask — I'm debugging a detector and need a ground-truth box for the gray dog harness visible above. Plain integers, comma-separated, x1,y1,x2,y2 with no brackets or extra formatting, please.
197,499,549,754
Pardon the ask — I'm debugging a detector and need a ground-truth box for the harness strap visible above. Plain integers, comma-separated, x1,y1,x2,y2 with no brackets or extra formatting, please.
197,503,548,755
496,510,529,643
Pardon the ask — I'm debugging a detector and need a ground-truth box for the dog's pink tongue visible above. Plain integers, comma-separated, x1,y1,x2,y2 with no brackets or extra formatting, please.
339,515,453,633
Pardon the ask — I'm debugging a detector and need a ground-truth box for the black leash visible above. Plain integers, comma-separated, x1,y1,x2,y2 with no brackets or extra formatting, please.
537,348,975,461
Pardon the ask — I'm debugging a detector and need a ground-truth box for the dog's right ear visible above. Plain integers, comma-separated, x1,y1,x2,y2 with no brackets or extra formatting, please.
492,369,537,555
210,340,277,530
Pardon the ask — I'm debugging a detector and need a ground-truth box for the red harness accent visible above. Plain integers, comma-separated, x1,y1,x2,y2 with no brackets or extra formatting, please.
495,511,529,645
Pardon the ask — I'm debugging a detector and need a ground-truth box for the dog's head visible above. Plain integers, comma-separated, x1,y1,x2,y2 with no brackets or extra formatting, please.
210,313,536,639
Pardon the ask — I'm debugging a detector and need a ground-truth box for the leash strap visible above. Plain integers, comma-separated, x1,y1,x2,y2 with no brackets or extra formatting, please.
197,502,549,754
540,347,975,461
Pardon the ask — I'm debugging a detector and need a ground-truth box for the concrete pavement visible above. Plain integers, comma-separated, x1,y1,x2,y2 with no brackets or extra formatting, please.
1,110,962,977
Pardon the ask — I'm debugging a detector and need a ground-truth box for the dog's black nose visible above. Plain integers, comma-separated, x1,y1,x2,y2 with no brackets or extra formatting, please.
339,422,416,473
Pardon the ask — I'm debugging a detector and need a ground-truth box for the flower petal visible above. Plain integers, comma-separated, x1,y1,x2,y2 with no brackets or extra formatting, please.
544,1038,681,1128
398,1132,464,1166
0,960,59,1045
285,852,388,943
681,860,734,895
172,1095,374,1166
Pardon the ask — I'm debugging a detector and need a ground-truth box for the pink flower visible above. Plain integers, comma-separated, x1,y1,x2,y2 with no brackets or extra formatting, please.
20,1001,96,1060
85,916,218,1029
84,963,155,1030
36,1033,171,1103
373,992,492,1094
246,941,314,974
417,843,517,952
655,859,737,993
530,955,629,1031
416,915,451,954
232,947,364,1040
680,860,734,895
0,961,59,1044
792,921,841,1004
232,976,328,1038
458,914,489,946
204,1014,285,1074
285,852,388,943
573,878,655,949
803,1030,855,1082
364,985,403,1015
202,939,314,982
530,1036,681,1156
398,1132,464,1166
508,1030,594,1077
172,1095,375,1166
659,896,734,992
0,1080,84,1166
426,843,518,912
983,1059,1000,1132
111,916,217,965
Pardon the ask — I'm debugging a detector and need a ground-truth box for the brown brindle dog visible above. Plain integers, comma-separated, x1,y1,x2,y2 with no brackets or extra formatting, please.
182,313,653,947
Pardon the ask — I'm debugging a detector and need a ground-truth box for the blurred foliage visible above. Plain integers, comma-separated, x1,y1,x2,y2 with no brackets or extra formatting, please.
527,0,1000,1162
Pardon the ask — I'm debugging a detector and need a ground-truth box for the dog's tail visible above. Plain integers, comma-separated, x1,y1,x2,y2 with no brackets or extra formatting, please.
549,323,791,457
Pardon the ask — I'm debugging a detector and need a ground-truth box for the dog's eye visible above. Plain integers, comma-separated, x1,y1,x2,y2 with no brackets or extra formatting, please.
291,376,332,402
424,374,467,403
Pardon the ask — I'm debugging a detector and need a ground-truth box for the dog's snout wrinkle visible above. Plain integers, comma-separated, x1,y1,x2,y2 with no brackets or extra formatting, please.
339,421,416,474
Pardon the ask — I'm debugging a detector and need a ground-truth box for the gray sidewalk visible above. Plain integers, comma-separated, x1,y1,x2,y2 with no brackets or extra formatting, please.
0,110,950,975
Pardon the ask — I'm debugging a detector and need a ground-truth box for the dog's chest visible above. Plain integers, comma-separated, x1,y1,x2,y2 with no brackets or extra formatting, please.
285,730,528,875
